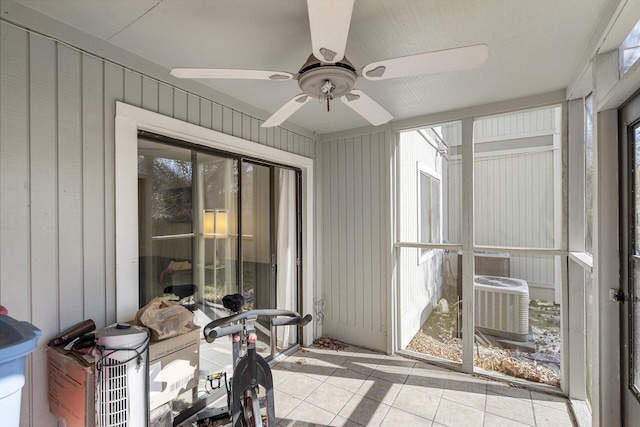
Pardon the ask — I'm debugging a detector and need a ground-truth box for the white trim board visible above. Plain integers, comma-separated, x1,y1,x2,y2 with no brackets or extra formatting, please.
114,102,315,346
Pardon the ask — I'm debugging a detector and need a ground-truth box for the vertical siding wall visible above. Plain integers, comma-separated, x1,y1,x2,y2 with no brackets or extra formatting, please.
316,131,391,351
397,130,443,348
0,21,313,427
448,107,560,291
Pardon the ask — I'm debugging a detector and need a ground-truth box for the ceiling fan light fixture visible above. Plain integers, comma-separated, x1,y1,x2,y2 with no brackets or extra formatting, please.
297,55,357,100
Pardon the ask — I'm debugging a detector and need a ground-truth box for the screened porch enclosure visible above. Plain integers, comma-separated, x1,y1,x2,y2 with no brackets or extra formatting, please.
397,105,563,387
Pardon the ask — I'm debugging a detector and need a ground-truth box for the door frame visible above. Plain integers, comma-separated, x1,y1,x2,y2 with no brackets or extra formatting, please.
114,102,315,347
620,92,640,423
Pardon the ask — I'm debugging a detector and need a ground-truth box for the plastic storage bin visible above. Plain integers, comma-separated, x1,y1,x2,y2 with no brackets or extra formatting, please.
0,315,42,427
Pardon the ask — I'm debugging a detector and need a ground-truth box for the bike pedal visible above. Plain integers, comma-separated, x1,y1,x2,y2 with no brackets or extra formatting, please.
208,372,224,380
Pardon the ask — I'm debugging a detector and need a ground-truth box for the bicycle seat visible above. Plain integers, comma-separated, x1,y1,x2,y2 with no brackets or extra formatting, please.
222,293,245,312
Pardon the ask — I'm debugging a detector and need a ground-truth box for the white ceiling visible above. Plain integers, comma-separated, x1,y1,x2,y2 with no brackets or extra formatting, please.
14,0,614,134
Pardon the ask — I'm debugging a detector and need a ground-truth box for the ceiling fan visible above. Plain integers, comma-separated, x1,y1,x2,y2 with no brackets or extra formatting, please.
170,0,489,128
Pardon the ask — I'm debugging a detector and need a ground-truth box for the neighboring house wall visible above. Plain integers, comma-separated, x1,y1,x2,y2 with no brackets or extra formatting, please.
0,21,313,427
397,130,445,349
315,131,391,351
447,107,560,299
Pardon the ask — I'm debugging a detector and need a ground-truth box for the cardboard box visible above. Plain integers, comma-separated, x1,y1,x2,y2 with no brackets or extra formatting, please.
148,325,200,410
47,346,95,427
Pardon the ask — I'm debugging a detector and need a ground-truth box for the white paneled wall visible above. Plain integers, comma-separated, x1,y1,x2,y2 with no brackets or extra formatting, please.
0,21,313,427
473,106,558,142
316,131,391,351
397,130,444,348
448,106,560,293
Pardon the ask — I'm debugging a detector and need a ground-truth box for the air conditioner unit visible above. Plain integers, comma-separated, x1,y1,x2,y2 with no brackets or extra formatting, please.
95,324,149,427
474,275,529,342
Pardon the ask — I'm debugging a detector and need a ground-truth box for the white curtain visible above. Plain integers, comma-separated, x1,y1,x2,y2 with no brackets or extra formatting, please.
276,169,297,349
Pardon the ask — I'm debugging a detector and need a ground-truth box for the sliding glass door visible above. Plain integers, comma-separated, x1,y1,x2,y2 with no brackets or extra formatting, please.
241,161,301,358
138,135,302,360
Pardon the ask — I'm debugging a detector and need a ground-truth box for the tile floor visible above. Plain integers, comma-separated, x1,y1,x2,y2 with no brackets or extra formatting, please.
268,344,576,427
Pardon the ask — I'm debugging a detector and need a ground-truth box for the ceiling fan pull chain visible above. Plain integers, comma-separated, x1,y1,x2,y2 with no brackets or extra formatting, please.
320,80,334,113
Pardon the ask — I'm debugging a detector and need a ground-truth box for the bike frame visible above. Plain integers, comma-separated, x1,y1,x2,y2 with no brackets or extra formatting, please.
203,307,312,427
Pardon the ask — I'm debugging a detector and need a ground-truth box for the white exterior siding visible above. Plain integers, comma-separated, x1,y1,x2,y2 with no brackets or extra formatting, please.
0,21,313,427
448,107,560,296
397,130,444,348
316,132,391,351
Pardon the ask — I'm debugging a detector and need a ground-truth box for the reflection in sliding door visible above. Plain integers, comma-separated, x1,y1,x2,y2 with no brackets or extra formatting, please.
276,168,299,351
241,162,273,357
241,162,300,358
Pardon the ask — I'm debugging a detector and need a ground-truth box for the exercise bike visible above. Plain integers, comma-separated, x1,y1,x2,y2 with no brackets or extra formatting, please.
201,294,312,427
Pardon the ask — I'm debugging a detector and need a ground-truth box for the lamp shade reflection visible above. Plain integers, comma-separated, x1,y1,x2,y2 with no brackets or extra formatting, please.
203,209,229,237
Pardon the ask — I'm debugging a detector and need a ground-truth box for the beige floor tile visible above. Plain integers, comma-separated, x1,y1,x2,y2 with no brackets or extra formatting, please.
278,401,336,426
441,384,487,411
356,377,403,406
327,415,367,426
434,398,485,427
407,363,450,384
530,390,569,412
298,360,339,381
392,385,440,420
485,392,535,426
316,350,351,367
533,403,575,427
265,346,576,427
276,354,309,372
277,371,323,401
325,366,369,392
483,413,532,426
343,357,382,377
369,369,409,384
447,371,488,391
304,382,354,414
338,394,391,427
487,381,532,401
377,356,417,372
405,366,448,397
370,358,415,384
380,407,433,426
274,389,303,420
412,362,451,378
272,367,295,386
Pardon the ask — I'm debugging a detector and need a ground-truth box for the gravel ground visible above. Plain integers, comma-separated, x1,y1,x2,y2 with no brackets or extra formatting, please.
406,298,561,387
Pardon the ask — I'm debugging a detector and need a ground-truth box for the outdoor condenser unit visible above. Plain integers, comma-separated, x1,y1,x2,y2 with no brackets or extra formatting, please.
474,276,529,342
95,324,149,427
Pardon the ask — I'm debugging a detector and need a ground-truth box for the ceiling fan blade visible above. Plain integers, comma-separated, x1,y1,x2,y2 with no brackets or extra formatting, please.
307,0,354,63
170,68,294,80
341,90,393,126
262,94,312,128
360,44,489,81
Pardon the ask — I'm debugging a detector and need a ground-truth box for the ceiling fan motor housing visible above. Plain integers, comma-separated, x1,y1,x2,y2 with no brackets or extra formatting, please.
297,54,357,99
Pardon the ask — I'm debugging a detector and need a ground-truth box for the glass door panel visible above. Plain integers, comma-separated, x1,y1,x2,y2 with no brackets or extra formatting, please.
275,168,300,351
241,162,274,357
619,92,640,420
630,123,640,399
138,143,196,307
197,153,239,309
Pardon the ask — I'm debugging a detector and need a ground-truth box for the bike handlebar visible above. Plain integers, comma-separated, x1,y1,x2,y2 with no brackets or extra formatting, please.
203,309,312,343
